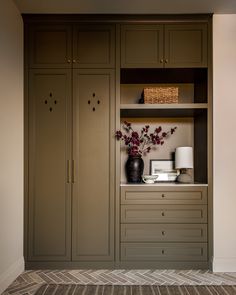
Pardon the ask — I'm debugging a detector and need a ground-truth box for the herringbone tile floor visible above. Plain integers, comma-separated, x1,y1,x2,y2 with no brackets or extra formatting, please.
3,270,236,295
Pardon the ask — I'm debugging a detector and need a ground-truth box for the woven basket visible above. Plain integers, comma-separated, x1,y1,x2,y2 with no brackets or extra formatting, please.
144,87,179,104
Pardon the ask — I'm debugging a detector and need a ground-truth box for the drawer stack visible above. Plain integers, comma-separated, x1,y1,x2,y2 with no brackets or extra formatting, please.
120,185,208,264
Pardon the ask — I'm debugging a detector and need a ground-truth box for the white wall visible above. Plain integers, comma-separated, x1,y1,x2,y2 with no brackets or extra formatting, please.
213,14,236,272
0,0,24,292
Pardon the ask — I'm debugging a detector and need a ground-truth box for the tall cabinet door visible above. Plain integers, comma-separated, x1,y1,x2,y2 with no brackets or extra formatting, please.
28,69,72,261
72,69,115,261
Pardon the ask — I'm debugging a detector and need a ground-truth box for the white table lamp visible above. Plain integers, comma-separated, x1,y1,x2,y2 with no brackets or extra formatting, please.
175,146,193,183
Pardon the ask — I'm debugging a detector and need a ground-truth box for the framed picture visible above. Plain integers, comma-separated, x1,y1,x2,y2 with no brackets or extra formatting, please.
150,159,179,182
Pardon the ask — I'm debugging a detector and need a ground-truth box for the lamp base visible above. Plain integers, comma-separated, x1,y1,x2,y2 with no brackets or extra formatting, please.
176,169,192,183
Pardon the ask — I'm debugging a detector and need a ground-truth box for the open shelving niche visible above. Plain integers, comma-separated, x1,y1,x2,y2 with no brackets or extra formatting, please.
119,68,208,185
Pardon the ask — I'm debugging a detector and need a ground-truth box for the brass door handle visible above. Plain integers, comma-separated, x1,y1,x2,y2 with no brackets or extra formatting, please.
72,160,75,183
67,160,71,183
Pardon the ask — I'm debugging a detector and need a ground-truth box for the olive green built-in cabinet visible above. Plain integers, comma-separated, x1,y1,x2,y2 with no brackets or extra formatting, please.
25,15,212,269
26,23,115,266
121,24,207,68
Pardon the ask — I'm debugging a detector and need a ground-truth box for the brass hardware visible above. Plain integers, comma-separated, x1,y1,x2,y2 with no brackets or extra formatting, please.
162,194,165,198
160,59,164,63
67,160,71,183
162,231,165,236
73,59,76,63
162,250,165,254
161,212,165,217
165,59,168,63
67,59,71,63
72,160,75,183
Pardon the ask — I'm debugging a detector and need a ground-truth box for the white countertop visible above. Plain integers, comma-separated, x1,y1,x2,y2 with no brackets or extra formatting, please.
120,182,208,187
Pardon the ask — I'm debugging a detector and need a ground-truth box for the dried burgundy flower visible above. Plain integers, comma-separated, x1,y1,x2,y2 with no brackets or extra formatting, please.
115,121,177,156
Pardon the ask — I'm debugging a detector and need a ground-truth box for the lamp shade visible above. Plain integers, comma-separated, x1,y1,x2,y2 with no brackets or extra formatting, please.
175,147,193,169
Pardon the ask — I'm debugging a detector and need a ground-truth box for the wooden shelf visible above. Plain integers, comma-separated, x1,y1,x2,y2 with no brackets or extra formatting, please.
120,103,208,117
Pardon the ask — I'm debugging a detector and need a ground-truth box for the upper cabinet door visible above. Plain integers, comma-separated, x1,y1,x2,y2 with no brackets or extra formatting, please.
164,24,208,68
73,25,115,68
121,25,164,68
29,25,72,68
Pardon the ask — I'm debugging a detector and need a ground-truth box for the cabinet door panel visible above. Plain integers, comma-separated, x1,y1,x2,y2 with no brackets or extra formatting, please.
29,25,72,68
72,69,115,261
121,25,164,68
165,24,208,68
28,69,72,261
73,25,115,68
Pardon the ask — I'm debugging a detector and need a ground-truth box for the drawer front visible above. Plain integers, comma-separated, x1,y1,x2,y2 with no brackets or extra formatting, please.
121,186,207,205
121,205,207,223
121,224,207,242
121,243,208,261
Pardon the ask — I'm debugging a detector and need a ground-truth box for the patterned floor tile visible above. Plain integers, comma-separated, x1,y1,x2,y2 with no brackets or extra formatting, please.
2,269,236,295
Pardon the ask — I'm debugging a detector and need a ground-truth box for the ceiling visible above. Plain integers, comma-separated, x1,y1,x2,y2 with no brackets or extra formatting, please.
12,0,236,14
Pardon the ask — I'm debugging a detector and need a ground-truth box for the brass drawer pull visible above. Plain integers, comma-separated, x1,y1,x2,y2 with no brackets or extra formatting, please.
160,59,164,63
165,59,168,63
67,59,71,63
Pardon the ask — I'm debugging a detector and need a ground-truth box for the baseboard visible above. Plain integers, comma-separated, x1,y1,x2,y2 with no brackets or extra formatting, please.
213,257,236,272
0,257,24,294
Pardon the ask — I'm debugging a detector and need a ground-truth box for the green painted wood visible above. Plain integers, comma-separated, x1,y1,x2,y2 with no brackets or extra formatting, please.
121,243,208,261
29,25,72,68
121,224,208,242
164,24,208,68
28,69,72,261
121,204,207,224
73,25,115,68
121,186,208,205
72,69,115,261
121,25,164,68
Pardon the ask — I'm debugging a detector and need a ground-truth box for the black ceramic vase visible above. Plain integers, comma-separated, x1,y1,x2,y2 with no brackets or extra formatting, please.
125,155,144,183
